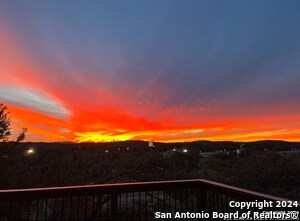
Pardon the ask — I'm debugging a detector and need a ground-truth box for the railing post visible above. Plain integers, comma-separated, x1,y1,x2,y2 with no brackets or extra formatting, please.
111,193,118,220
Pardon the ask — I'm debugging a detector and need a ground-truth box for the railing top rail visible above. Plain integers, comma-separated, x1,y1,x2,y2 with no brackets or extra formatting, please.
0,179,201,194
198,179,290,202
0,179,293,202
0,179,201,199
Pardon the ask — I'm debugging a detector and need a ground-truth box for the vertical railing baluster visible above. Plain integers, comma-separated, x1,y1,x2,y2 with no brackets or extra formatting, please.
157,191,160,212
214,192,217,212
9,201,12,220
91,195,95,219
111,193,118,221
197,185,206,216
77,195,80,221
69,197,72,220
180,190,183,212
61,198,64,221
84,195,88,221
225,195,229,213
125,193,128,221
216,192,219,212
220,193,223,212
35,200,40,221
132,192,135,221
163,190,166,213
18,201,22,220
174,189,177,212
27,200,30,221
151,191,154,221
145,191,148,220
185,188,188,211
208,190,212,213
118,193,121,221
222,194,225,213
191,188,194,212
168,191,171,213
45,199,48,221
138,191,141,220
106,195,109,220
53,198,56,221
98,194,102,221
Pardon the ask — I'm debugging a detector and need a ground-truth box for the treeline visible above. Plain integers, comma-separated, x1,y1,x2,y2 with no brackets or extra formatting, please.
0,141,299,201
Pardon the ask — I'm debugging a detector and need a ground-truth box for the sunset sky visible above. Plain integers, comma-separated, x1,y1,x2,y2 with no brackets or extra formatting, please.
1,0,300,142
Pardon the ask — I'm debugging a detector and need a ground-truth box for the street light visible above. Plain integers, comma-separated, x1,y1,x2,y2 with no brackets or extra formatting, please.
26,148,35,155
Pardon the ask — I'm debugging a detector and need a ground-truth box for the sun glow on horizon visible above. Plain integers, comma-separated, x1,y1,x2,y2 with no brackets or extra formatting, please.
70,127,300,143
73,131,135,143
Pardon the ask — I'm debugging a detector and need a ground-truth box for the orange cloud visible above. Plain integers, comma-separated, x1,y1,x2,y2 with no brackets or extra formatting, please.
1,25,300,143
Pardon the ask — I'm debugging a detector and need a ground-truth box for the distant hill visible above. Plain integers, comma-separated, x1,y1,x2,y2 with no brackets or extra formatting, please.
2,140,299,153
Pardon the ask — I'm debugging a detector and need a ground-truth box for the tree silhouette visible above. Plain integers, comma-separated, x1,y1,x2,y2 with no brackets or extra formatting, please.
0,103,27,143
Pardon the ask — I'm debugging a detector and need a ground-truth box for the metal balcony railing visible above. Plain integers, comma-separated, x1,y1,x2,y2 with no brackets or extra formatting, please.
0,179,296,220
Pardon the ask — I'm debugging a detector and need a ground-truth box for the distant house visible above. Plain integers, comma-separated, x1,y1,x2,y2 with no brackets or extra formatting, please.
199,152,215,158
148,141,155,148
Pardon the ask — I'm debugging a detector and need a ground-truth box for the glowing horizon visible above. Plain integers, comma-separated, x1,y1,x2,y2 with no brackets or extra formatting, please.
1,1,300,143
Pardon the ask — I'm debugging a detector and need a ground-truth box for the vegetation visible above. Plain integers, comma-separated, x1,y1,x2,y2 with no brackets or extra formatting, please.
200,149,300,200
0,141,299,201
0,103,27,143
